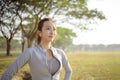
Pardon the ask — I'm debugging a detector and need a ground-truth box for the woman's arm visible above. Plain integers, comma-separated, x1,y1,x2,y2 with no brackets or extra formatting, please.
1,48,31,80
61,50,72,80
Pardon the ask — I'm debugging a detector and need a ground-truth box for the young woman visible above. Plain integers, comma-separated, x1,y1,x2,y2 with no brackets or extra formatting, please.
1,18,72,80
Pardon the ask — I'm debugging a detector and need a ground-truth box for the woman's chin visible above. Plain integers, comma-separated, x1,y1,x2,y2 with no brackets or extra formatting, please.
47,39,54,42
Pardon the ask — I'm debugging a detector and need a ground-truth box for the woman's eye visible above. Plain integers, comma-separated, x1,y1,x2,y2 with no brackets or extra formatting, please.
53,28,56,31
46,27,56,31
46,27,50,30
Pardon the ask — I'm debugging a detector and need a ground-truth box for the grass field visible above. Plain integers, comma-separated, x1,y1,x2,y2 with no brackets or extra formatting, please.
0,51,120,80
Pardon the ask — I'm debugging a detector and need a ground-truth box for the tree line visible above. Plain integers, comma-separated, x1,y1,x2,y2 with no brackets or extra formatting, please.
68,44,120,52
0,0,105,56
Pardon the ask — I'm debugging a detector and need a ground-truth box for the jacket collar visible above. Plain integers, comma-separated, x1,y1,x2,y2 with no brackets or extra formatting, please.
36,45,62,76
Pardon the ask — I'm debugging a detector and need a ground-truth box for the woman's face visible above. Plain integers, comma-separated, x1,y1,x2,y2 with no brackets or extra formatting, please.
40,20,57,42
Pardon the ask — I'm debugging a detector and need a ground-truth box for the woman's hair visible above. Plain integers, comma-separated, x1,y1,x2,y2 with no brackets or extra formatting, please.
37,18,54,44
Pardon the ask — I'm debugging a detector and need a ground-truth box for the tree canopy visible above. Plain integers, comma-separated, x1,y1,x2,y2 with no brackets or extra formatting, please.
54,27,77,50
0,0,106,56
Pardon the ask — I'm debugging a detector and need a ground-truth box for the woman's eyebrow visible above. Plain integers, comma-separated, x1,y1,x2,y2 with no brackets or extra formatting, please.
46,25,51,27
46,25,55,28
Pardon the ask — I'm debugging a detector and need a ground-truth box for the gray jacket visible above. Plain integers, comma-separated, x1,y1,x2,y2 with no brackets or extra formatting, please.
1,45,72,80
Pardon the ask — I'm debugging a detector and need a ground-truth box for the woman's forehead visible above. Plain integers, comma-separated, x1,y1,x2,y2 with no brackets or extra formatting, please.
43,21,56,28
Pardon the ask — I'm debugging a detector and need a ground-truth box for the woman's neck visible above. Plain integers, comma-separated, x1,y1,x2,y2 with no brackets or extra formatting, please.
39,41,51,50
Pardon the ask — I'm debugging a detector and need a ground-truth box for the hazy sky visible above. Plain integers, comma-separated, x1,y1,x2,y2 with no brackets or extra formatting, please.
73,0,120,45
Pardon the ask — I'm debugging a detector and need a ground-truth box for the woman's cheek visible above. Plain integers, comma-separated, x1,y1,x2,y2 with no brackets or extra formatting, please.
46,30,51,34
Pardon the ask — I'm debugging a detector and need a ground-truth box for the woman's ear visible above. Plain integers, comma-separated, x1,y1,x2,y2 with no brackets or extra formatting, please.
37,30,41,37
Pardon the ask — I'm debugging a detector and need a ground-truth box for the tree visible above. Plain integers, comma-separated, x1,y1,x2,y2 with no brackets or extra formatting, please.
54,27,76,51
0,0,22,56
15,0,106,48
52,0,106,29
0,37,6,50
15,0,54,48
0,36,21,51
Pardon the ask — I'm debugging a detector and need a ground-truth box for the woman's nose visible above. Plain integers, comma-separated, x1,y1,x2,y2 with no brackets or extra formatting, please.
50,29,54,34
50,29,56,35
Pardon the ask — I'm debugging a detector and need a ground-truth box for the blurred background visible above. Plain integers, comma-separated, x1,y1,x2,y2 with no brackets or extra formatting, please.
0,0,120,80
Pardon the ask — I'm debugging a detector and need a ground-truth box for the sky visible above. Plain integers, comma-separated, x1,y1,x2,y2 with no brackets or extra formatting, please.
73,0,120,45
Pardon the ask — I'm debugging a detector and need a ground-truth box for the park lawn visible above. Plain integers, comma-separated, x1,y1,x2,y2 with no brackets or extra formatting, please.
0,52,120,80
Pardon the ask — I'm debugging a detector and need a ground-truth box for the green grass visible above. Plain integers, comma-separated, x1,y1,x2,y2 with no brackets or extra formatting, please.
67,52,120,80
0,52,120,80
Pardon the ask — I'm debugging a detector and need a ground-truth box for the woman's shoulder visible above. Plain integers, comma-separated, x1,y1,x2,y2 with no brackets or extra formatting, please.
56,48,64,52
52,47,65,55
23,46,37,53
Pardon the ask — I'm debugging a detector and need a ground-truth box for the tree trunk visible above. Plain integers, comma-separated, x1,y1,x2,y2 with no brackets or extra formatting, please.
22,39,25,52
27,38,33,48
6,39,11,56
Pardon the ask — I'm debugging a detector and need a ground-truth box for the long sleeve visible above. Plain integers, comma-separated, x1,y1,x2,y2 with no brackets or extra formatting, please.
1,48,31,80
61,50,72,80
